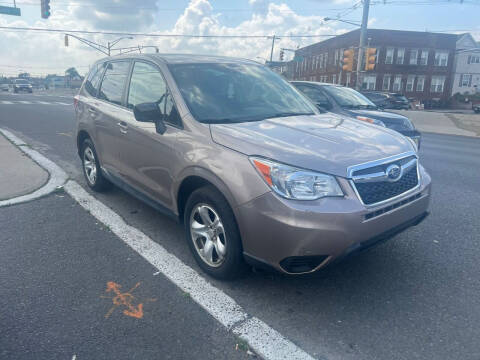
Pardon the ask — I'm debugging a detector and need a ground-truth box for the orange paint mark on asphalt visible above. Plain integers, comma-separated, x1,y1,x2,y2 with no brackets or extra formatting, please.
101,281,156,319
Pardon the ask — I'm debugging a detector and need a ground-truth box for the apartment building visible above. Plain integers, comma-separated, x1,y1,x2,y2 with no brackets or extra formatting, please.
452,33,480,96
289,29,459,103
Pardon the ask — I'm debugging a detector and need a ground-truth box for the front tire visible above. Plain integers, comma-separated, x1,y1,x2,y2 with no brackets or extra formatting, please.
184,186,247,280
81,138,112,192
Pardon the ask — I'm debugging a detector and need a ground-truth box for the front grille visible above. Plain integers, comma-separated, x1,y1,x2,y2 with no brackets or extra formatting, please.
351,156,419,205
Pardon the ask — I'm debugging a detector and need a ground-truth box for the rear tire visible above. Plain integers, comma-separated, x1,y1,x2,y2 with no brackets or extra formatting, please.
184,186,247,280
81,138,112,192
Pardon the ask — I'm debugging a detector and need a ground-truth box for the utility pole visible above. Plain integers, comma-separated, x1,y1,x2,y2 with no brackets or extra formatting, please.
355,0,370,90
269,35,276,62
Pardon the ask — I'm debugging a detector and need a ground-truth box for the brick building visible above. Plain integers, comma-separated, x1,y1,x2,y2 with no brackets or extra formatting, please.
289,29,459,103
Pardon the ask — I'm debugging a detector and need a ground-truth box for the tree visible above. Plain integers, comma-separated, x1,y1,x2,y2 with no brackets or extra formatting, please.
65,67,80,79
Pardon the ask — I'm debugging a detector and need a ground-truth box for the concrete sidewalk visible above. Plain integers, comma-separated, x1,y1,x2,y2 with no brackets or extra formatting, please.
394,110,480,137
0,133,49,200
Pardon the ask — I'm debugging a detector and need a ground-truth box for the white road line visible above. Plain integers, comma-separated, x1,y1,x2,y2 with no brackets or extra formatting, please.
17,100,32,104
35,101,52,105
0,128,318,360
1,101,13,104
54,101,72,105
0,128,69,207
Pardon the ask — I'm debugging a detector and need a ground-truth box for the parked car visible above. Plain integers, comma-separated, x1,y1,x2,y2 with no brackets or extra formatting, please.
75,55,431,279
473,103,480,114
292,81,421,148
0,84,9,92
13,79,33,93
362,91,410,110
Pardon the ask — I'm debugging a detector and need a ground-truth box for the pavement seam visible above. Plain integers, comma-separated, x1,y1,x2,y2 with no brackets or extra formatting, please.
0,128,69,207
0,128,319,360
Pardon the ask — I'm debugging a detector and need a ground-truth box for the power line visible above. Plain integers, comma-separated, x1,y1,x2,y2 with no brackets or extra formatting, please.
0,25,339,39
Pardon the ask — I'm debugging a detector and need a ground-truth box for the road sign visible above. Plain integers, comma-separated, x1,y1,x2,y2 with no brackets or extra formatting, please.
0,5,21,16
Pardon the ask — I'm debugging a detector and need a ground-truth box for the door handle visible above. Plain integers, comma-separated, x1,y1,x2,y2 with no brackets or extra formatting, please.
117,121,128,134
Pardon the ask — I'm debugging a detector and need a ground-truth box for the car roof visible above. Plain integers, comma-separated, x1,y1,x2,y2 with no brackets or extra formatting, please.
94,53,259,65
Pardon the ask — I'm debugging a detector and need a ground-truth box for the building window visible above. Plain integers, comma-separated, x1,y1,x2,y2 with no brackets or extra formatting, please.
468,55,480,64
362,74,376,90
419,50,429,65
324,53,328,68
409,49,418,65
383,74,391,90
460,74,473,87
392,75,402,92
346,72,351,86
431,75,446,93
396,48,405,65
416,76,425,92
406,75,415,92
434,51,449,66
385,48,394,64
332,74,337,84
334,50,339,66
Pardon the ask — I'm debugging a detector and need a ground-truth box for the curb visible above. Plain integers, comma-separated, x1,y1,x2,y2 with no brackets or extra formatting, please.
0,128,69,207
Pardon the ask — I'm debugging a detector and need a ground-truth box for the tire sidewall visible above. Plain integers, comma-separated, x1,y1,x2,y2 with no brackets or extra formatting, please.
184,186,245,280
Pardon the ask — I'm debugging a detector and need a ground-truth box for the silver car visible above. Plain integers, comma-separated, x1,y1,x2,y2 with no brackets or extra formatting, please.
75,54,431,279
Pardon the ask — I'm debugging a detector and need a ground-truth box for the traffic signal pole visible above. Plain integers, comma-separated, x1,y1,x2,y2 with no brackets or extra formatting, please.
355,0,370,90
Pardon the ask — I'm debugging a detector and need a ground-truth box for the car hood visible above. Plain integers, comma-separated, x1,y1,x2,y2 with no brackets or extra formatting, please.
210,113,413,178
344,109,413,131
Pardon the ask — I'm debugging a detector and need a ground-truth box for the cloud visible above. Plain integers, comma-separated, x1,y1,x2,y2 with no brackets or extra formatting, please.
0,0,345,77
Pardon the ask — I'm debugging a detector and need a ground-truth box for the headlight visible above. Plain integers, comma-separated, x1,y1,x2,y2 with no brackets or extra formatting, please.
356,116,385,127
250,157,344,200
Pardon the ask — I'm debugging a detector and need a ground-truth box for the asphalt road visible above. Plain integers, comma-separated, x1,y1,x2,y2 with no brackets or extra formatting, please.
1,90,479,360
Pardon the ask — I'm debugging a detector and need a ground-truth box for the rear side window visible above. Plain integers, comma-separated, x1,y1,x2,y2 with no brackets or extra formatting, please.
98,61,130,105
84,63,104,97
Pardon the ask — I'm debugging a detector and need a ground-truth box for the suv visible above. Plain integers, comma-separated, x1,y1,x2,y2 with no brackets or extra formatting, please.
362,91,410,110
75,55,431,279
292,82,421,148
13,79,33,93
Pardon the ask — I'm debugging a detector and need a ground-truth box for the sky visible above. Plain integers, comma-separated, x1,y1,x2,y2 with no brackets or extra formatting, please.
0,0,479,77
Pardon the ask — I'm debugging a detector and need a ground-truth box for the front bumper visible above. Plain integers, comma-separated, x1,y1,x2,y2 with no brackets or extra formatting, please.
237,165,431,274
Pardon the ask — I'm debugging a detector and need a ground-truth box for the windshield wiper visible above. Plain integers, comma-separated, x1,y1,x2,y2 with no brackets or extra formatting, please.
263,112,315,120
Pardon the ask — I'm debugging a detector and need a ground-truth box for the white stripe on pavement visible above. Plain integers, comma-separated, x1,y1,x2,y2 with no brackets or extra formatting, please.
0,127,319,360
64,180,317,360
54,101,71,105
35,101,51,105
17,100,32,104
1,101,13,104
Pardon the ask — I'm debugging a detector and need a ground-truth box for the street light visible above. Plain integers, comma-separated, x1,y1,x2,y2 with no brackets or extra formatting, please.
324,17,361,27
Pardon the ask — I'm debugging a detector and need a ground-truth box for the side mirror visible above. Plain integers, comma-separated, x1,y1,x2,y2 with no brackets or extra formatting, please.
133,102,166,134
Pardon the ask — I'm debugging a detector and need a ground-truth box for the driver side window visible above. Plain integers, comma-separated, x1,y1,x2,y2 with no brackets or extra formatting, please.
127,62,167,110
297,85,329,104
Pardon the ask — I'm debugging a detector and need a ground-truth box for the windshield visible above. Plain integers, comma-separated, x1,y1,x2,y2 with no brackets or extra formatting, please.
15,79,29,84
168,63,317,123
322,85,377,109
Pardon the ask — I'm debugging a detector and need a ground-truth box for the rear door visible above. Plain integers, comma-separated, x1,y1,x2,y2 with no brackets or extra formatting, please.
94,60,132,177
117,60,182,209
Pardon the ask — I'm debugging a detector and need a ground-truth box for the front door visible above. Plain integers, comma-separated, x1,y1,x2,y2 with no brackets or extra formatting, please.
118,61,182,209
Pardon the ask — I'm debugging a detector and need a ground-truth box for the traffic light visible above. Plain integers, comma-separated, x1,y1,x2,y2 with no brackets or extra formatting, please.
342,49,354,72
64,35,69,47
40,0,50,19
365,48,377,71
279,49,284,61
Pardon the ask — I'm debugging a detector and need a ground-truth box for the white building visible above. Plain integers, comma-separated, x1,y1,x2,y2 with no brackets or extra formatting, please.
452,34,480,96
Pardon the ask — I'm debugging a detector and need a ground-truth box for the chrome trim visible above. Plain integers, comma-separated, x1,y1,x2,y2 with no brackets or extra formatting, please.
347,151,421,208
346,151,417,178
352,158,417,184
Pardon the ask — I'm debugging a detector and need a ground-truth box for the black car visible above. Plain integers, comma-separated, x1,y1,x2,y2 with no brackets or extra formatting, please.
292,81,421,148
473,103,480,114
13,79,33,93
362,91,410,110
